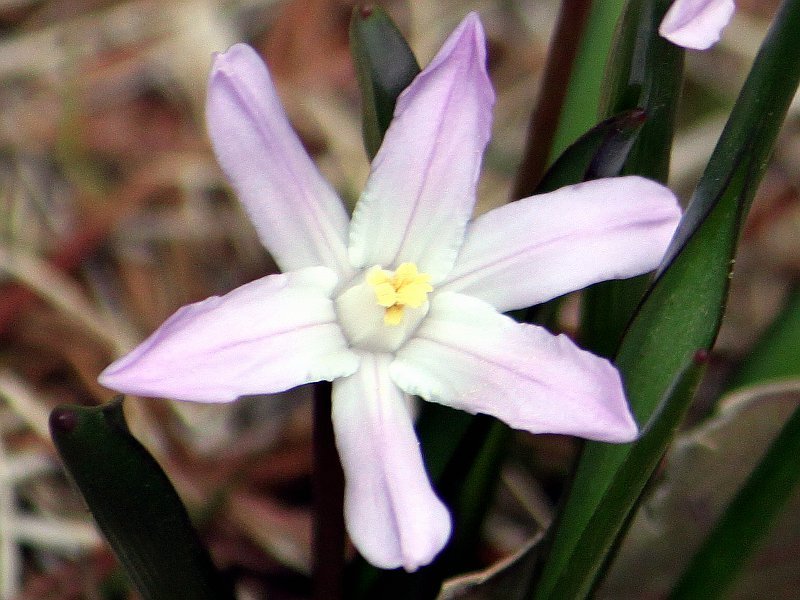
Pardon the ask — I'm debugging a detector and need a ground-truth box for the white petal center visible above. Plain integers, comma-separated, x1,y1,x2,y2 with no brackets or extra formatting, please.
336,263,432,353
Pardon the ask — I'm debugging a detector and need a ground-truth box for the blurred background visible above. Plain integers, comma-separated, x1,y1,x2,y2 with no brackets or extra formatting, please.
0,0,797,598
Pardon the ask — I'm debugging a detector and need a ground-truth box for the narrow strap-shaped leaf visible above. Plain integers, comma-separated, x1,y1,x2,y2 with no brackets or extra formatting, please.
728,286,800,391
50,398,233,600
603,0,683,182
579,0,684,359
534,108,647,195
546,0,628,163
534,0,800,597
669,403,800,599
544,357,706,599
349,5,420,160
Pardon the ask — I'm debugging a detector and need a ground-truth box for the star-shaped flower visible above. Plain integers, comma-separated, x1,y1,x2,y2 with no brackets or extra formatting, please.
99,14,681,571
660,0,735,50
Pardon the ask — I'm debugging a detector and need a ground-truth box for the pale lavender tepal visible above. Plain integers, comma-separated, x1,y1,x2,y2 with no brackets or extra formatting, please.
99,14,682,571
660,0,735,50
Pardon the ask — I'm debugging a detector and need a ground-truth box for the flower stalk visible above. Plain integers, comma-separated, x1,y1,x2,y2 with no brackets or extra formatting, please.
312,381,345,600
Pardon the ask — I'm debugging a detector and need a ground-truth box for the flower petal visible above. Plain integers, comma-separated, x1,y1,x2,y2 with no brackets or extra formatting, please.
348,12,495,282
659,0,735,50
332,354,451,571
440,176,681,312
207,44,352,276
392,293,638,442
99,267,359,402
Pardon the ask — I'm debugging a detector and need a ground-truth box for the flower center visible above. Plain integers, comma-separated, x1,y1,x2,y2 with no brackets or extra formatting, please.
334,262,433,354
366,263,433,325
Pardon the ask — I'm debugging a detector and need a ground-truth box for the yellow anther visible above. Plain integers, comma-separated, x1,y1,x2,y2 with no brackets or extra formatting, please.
384,304,405,326
373,283,398,307
367,263,433,325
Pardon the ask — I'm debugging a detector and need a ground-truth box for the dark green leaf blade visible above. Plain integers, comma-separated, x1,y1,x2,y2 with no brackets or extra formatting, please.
535,108,647,194
349,5,420,160
547,0,628,164
728,287,800,391
534,0,800,597
547,358,706,599
50,398,232,600
579,0,685,360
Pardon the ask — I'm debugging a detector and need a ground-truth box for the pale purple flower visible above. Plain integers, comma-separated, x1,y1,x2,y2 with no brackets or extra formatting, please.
99,14,681,571
660,0,735,49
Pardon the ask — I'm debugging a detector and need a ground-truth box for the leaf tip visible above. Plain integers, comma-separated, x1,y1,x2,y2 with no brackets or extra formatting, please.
49,405,79,435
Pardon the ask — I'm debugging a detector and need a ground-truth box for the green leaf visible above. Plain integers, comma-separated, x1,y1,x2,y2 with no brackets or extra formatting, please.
547,0,628,163
728,286,800,391
349,5,420,160
669,403,800,599
579,0,684,359
602,2,683,182
535,108,647,194
50,398,232,600
543,358,706,600
534,0,800,597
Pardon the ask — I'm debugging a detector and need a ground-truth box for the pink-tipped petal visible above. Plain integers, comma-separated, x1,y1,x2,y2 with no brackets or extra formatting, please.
659,0,735,50
99,267,359,402
207,44,352,276
332,354,451,571
392,293,638,442
441,176,681,313
348,12,495,282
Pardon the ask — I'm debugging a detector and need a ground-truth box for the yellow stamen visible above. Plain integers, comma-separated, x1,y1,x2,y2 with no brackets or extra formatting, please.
384,304,405,326
367,263,433,325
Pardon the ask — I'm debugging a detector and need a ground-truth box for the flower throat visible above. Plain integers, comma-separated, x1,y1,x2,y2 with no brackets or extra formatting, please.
367,263,433,325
